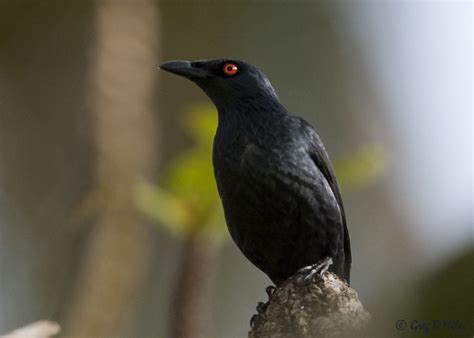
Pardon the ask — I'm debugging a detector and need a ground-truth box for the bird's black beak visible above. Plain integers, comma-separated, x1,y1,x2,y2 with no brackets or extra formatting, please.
159,60,208,79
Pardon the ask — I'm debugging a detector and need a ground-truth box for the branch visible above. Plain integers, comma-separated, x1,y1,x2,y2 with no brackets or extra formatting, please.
170,234,217,338
249,270,370,338
1,321,60,338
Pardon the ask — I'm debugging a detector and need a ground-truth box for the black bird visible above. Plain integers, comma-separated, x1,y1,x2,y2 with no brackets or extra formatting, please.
160,59,351,285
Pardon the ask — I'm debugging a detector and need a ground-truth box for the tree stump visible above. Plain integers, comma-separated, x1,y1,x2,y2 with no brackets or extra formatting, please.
249,269,370,338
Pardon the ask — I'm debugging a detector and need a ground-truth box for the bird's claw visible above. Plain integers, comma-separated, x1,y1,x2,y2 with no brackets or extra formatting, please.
250,314,258,328
295,257,333,285
256,301,266,313
250,302,267,328
265,285,276,298
250,286,276,328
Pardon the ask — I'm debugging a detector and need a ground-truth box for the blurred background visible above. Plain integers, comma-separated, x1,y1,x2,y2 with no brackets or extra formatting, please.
0,1,472,337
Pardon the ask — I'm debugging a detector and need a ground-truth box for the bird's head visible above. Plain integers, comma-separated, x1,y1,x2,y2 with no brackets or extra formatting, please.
159,59,280,110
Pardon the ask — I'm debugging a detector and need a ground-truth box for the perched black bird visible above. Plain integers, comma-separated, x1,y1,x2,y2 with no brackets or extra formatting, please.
160,59,351,285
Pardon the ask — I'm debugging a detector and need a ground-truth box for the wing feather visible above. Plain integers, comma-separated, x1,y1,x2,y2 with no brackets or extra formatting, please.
298,117,352,283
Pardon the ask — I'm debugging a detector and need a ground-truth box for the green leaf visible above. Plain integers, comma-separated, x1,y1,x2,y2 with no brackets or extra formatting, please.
137,104,227,241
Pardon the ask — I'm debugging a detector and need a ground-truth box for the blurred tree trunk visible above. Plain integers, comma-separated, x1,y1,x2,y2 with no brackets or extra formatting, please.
170,234,217,338
64,0,159,336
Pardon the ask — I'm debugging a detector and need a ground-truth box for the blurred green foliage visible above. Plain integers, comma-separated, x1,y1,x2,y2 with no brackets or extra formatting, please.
138,104,226,242
335,144,385,189
138,103,385,241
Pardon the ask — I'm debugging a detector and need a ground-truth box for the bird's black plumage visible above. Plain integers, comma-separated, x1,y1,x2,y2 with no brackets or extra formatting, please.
160,59,351,285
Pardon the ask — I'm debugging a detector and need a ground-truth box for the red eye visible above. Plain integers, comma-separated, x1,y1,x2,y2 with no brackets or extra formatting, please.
223,63,238,76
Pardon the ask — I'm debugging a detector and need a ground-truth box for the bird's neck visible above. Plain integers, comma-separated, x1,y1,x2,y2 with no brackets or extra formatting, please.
216,95,286,127
214,98,288,151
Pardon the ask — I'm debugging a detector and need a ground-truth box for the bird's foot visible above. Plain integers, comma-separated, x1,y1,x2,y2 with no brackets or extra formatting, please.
256,301,267,313
250,302,267,328
249,285,276,328
265,285,276,298
295,257,333,285
250,314,258,328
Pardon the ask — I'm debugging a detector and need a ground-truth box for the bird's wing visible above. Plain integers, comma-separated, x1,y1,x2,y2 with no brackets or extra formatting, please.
298,117,352,283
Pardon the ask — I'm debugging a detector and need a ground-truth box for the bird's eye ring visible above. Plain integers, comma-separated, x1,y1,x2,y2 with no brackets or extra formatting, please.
223,63,238,76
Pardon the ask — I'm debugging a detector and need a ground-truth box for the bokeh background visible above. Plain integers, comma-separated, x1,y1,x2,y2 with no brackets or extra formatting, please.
0,1,472,337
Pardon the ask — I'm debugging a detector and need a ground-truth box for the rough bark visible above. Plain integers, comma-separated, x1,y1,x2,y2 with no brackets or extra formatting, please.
249,270,370,338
